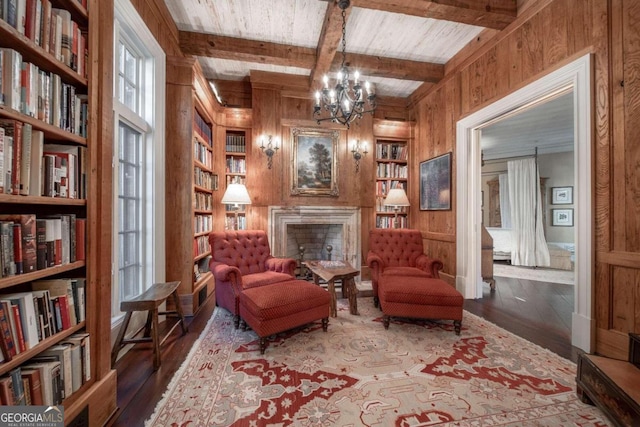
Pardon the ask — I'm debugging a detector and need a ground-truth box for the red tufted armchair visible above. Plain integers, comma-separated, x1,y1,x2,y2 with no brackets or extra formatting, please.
366,228,444,307
209,230,297,328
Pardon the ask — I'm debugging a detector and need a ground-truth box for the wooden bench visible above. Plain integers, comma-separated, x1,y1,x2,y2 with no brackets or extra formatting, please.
111,281,188,370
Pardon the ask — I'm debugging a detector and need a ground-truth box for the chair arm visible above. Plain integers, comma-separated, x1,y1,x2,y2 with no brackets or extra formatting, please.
415,254,444,278
366,251,385,281
265,256,297,277
210,261,242,294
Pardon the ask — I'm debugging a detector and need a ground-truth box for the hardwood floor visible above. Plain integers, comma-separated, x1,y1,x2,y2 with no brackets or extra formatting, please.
107,275,580,426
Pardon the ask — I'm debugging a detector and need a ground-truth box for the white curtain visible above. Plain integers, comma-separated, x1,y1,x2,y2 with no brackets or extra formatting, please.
498,173,512,229
507,158,550,267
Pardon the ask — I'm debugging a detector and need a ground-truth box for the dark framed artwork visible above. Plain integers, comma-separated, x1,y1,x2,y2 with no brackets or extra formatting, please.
420,152,452,210
552,208,574,226
291,128,339,196
551,186,573,204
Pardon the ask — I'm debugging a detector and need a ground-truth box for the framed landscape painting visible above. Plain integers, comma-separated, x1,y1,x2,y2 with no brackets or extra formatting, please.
420,152,452,210
291,128,339,196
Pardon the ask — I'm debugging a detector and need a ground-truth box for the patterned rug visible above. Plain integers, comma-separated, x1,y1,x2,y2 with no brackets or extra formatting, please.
145,298,610,426
493,263,574,285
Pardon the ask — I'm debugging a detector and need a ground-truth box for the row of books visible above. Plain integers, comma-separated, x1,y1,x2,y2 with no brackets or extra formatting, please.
194,139,212,168
193,110,212,145
194,166,216,191
0,332,90,406
193,214,212,235
193,235,209,258
0,49,89,136
193,255,211,282
0,214,86,278
0,122,87,198
376,197,408,213
0,1,89,78
194,191,212,211
225,134,246,153
377,143,408,161
225,216,246,230
0,278,86,362
376,163,408,179
225,156,246,174
376,216,408,229
375,180,407,197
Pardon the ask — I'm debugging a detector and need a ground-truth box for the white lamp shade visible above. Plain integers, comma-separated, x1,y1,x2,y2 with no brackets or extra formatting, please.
384,188,410,207
221,183,252,205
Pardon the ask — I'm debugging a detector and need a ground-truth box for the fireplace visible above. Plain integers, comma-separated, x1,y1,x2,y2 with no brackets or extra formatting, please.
268,206,361,270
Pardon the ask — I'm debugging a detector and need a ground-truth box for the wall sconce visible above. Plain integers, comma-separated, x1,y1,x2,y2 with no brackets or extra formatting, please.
351,139,368,172
259,135,280,169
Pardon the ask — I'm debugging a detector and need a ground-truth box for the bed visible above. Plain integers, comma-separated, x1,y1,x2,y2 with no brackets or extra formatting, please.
486,227,573,270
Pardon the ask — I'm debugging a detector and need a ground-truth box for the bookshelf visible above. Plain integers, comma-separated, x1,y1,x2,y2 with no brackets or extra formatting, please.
375,139,409,228
224,129,248,230
0,0,116,423
165,57,216,316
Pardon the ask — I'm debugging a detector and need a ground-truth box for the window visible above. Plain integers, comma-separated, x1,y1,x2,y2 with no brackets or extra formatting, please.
112,0,165,320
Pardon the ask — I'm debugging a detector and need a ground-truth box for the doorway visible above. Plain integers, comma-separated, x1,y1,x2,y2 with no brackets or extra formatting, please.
455,54,593,353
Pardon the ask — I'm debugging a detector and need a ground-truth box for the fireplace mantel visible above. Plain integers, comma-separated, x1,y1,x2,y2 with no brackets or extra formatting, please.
268,206,361,270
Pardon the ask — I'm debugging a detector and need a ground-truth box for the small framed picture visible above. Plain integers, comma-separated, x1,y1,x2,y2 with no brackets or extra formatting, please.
552,208,574,226
551,186,573,204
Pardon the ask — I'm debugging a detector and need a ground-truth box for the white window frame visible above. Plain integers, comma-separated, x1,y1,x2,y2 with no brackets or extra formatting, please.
112,0,166,322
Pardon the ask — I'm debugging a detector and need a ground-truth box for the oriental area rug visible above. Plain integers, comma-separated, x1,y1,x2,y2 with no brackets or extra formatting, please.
145,297,610,426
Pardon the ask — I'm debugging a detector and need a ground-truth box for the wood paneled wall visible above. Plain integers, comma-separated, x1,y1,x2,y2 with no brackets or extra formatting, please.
412,0,638,359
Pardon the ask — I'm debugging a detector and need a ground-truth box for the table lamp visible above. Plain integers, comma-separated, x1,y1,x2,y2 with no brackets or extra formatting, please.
221,183,251,230
383,188,410,228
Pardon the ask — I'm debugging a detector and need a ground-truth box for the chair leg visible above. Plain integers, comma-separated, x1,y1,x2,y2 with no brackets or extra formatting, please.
259,337,267,354
322,317,328,332
233,315,240,329
373,296,379,308
111,311,133,368
383,314,390,329
454,320,462,335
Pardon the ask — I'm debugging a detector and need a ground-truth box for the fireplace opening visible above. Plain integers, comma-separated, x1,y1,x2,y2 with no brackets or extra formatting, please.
286,224,343,262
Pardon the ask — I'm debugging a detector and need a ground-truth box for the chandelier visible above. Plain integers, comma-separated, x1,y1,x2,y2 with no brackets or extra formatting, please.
313,0,376,128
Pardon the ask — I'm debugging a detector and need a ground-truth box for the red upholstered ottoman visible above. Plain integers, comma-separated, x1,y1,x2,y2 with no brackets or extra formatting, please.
239,279,331,353
379,276,463,334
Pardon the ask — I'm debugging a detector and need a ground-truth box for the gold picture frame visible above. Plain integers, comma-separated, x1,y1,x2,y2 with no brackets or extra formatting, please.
291,128,339,196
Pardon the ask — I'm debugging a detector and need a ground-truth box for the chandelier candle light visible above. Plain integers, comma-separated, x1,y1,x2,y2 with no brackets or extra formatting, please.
313,0,376,128
259,135,280,169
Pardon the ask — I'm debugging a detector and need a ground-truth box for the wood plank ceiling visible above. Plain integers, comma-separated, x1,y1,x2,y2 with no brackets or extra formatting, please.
164,0,518,103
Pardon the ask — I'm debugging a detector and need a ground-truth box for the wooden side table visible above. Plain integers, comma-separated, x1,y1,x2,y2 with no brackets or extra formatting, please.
304,260,360,317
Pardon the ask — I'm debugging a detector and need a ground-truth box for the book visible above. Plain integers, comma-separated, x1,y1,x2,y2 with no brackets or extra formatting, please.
32,278,77,327
0,376,15,405
3,136,12,196
12,222,22,274
21,368,43,405
0,118,22,195
10,303,25,352
75,217,85,261
39,344,72,399
0,214,37,274
21,360,61,406
0,127,4,193
59,339,81,393
64,332,90,383
44,218,56,266
31,289,52,338
9,367,26,405
28,129,44,196
0,48,22,111
18,122,32,195
0,302,16,360
3,291,39,350
36,218,47,270
0,221,15,276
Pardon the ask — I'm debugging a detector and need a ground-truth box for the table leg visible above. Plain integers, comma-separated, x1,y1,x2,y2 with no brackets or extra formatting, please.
327,279,337,317
347,277,359,315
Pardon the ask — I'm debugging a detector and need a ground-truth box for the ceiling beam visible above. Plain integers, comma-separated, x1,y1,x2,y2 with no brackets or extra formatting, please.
309,0,351,88
350,0,517,30
179,30,443,83
179,31,317,69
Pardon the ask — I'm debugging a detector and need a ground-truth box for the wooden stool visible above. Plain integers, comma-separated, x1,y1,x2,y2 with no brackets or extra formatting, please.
111,281,188,370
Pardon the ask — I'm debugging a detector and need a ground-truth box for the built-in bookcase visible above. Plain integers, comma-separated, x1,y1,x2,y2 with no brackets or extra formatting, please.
375,139,409,228
224,129,248,230
0,0,114,423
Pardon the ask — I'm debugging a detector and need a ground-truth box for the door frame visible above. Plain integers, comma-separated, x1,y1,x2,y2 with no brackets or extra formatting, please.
455,53,594,352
